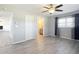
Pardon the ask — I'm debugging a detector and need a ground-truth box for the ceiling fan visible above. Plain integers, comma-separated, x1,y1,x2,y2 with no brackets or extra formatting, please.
42,4,63,14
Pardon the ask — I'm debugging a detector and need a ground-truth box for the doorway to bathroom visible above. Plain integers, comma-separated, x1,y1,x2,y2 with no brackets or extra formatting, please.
37,17,44,36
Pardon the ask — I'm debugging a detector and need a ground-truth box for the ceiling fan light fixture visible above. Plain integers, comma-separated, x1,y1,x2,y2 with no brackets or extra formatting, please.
48,9,55,13
42,4,63,14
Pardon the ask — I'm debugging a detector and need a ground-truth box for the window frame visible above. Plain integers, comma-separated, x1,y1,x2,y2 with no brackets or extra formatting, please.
58,16,75,28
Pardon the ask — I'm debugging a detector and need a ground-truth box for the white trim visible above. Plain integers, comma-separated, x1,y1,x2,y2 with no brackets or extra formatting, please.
59,37,74,40
10,39,34,45
10,36,79,45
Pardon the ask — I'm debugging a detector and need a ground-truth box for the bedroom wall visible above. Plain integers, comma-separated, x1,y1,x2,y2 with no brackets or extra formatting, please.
11,13,26,43
43,16,55,37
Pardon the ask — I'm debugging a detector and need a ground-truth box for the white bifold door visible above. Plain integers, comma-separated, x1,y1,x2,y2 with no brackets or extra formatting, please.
25,15,37,40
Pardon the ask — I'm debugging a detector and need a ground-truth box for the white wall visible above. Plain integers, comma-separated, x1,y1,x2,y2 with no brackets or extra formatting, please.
43,17,51,36
0,11,56,44
0,5,51,44
43,16,55,37
12,13,26,44
50,17,55,37
12,13,46,44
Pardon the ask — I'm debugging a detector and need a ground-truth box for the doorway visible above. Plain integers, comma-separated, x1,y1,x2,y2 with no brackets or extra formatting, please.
0,14,13,47
37,17,44,35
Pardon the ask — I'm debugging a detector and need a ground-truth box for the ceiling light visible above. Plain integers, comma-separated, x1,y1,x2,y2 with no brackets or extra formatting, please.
48,8,55,13
49,10,55,13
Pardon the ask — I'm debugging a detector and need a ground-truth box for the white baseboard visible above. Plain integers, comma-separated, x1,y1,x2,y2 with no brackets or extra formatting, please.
10,39,34,45
58,36,75,41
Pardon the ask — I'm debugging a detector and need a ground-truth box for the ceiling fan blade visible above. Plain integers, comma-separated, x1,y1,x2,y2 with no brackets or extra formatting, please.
55,9,63,11
43,7,50,9
56,4,63,8
42,10,48,13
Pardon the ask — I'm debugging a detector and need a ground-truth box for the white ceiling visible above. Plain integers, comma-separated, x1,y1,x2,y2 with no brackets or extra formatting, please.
0,4,79,16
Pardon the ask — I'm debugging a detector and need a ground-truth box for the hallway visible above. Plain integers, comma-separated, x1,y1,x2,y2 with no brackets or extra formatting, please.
0,34,79,54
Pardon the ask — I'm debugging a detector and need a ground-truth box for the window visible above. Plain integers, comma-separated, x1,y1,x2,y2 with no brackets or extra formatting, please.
66,17,75,27
58,18,66,27
58,16,75,28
